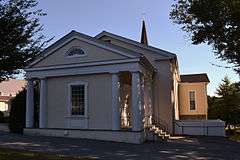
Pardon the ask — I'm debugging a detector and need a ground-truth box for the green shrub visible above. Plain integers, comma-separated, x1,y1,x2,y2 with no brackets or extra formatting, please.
8,89,26,134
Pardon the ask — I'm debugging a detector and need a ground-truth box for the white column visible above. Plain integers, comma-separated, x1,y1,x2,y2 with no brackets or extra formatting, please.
131,72,143,131
144,76,153,127
26,79,34,128
140,75,145,127
112,73,120,130
39,78,47,128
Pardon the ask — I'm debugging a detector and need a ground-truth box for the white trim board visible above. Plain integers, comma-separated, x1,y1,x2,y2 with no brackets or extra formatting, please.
25,58,140,72
26,62,143,79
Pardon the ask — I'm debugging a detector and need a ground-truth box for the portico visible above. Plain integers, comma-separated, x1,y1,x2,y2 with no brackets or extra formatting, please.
25,67,152,132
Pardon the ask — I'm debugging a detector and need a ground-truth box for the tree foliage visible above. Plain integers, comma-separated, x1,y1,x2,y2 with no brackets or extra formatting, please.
216,76,239,96
9,81,39,133
170,0,240,74
208,96,221,120
0,0,48,81
208,76,240,127
9,89,26,133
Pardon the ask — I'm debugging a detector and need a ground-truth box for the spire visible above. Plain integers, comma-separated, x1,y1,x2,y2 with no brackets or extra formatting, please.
140,20,148,45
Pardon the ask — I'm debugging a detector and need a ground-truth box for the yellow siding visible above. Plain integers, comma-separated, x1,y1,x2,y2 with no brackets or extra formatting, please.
178,82,208,119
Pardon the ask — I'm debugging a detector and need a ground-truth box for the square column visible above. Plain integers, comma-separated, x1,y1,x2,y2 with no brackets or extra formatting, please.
39,78,47,128
111,73,120,130
26,79,34,128
143,75,153,127
131,72,144,131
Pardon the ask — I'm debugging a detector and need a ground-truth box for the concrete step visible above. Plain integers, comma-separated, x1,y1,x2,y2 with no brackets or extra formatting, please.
147,125,171,141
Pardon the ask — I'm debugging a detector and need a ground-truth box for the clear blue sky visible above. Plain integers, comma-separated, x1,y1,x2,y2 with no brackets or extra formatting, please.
36,0,239,96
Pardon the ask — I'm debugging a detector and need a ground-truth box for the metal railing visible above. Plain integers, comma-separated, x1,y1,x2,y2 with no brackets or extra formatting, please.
174,120,225,136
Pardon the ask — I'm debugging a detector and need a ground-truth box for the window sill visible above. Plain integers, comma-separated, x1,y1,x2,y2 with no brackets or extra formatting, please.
65,54,87,58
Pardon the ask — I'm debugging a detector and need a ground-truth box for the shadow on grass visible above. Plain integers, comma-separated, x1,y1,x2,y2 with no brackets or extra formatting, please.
0,147,92,160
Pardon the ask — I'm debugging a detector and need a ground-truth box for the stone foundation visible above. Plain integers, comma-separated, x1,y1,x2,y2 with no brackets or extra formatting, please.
24,128,146,144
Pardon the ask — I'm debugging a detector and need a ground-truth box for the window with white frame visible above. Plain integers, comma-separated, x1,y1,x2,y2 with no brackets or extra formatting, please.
189,91,196,110
69,83,87,116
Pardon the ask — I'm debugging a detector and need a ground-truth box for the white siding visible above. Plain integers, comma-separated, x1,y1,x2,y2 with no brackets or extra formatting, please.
46,74,112,130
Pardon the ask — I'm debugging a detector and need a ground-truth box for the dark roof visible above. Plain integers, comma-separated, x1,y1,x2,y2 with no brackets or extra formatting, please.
180,74,210,83
95,31,177,58
141,21,148,45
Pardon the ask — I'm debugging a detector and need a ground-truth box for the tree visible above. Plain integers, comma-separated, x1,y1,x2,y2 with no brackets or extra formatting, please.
208,96,221,119
9,89,26,133
170,0,240,74
9,82,39,133
216,76,238,96
0,0,49,81
208,76,240,128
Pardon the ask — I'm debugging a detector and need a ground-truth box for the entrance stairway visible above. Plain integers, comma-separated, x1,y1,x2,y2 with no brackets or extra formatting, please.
146,125,171,141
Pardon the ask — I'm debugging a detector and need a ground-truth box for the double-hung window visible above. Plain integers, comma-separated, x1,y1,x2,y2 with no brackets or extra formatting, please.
189,91,196,110
69,82,87,116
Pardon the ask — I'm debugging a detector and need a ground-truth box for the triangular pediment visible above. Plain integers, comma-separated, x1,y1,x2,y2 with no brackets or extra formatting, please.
29,31,138,68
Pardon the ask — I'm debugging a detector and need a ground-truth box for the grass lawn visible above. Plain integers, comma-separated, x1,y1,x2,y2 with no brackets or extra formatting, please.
227,128,240,142
0,147,91,160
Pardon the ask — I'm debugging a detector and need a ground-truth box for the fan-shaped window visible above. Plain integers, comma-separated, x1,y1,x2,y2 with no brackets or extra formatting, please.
65,46,86,58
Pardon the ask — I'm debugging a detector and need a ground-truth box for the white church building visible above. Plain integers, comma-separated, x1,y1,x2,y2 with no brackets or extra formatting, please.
24,22,217,143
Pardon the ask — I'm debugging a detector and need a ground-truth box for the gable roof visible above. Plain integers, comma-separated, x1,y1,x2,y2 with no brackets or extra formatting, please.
180,74,210,83
27,30,143,68
95,31,176,58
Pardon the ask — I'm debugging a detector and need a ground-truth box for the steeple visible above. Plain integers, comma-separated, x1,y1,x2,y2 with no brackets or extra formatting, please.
140,20,148,45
